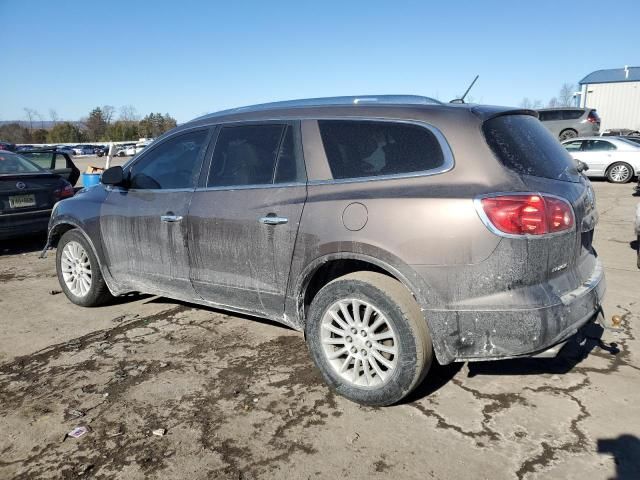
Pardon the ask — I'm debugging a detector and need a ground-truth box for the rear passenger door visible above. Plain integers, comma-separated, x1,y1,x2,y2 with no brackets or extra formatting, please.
187,122,307,320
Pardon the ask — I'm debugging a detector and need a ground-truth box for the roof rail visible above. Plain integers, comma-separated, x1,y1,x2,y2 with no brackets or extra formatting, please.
194,95,442,121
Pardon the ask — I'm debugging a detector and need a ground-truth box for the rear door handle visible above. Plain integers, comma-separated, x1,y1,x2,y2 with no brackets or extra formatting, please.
161,215,183,223
259,216,288,225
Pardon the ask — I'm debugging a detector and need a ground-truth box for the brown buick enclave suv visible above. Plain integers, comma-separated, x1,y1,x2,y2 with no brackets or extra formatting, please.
46,95,605,405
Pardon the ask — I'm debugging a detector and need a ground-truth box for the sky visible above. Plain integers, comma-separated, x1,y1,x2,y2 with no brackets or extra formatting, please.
2,0,639,123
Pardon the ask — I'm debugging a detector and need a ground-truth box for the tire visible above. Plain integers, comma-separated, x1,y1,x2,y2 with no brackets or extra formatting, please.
637,235,639,270
56,229,114,307
559,129,578,141
606,162,634,183
305,271,433,406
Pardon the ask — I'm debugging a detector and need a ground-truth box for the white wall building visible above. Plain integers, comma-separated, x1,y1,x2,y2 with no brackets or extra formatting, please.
578,66,640,132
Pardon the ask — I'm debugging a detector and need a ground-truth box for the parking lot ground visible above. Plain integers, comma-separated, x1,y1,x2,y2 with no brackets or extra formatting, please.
0,181,639,480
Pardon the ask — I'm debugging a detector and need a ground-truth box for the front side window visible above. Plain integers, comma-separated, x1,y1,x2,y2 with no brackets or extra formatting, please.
563,141,583,151
208,124,297,187
318,120,445,180
129,129,208,189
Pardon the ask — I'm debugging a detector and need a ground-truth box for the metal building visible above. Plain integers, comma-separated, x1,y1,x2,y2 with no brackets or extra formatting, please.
578,66,640,132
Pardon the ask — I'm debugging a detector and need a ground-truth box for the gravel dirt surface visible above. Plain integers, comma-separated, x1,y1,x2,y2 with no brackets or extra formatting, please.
0,181,638,479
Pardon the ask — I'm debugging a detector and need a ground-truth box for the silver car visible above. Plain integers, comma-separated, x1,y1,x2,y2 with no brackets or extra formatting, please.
562,136,640,183
537,108,601,141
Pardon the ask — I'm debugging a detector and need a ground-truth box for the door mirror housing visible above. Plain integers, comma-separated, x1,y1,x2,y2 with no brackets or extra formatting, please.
576,160,589,173
101,166,127,186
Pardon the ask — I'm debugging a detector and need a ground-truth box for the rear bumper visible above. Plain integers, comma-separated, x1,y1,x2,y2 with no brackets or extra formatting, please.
426,259,606,364
0,208,52,240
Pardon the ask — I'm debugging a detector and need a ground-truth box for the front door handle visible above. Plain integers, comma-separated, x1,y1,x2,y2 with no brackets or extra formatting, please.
161,215,183,223
259,216,288,225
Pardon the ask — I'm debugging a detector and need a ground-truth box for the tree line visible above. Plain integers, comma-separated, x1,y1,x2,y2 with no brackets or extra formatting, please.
520,83,577,109
0,105,177,144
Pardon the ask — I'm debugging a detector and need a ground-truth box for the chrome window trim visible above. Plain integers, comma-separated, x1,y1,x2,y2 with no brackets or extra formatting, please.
195,181,306,192
149,116,453,188
473,191,577,240
106,185,195,194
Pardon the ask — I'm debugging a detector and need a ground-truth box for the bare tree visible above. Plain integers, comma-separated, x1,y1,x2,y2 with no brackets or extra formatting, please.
49,108,59,125
102,105,115,124
547,97,560,108
520,98,543,109
119,105,139,122
559,83,576,107
23,108,38,132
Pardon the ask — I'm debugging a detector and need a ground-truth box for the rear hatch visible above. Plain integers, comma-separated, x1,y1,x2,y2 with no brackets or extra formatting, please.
482,113,597,290
0,173,60,215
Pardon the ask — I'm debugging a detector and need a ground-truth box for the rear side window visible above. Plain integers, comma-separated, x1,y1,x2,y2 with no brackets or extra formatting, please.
562,110,584,120
583,140,616,151
539,110,561,121
318,120,445,180
483,114,580,182
208,124,300,187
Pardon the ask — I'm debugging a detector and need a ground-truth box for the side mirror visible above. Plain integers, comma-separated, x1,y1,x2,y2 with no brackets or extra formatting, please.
576,160,589,173
101,166,126,186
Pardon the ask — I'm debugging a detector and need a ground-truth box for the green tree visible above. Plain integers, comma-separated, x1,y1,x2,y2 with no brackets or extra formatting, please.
138,113,177,138
0,123,31,143
105,121,139,141
31,129,48,144
84,107,108,141
47,122,84,143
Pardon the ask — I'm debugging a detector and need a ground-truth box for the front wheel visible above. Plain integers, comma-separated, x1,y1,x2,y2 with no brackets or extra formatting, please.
56,229,114,307
606,162,633,183
305,271,433,406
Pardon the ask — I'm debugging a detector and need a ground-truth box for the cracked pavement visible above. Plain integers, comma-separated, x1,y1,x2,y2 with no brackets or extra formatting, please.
1,181,639,479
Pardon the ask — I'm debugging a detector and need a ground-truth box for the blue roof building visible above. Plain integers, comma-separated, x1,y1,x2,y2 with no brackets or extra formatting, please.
578,66,640,131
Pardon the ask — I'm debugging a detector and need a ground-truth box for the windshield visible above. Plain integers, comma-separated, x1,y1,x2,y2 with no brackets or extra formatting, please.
483,114,580,183
0,152,45,174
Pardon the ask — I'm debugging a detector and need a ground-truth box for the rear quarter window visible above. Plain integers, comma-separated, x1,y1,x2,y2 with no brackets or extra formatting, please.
318,120,445,180
483,114,580,182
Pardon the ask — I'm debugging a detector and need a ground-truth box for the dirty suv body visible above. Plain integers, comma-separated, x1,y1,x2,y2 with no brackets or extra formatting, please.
47,95,605,406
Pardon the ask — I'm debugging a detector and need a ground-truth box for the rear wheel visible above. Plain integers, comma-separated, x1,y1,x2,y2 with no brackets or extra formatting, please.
559,129,578,141
305,271,432,406
606,162,633,183
56,229,114,307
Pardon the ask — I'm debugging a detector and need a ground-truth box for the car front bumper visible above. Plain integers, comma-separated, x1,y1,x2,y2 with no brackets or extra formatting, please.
425,259,606,364
0,208,52,240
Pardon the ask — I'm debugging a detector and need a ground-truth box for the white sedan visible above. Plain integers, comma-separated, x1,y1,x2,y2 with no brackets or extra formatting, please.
561,136,640,183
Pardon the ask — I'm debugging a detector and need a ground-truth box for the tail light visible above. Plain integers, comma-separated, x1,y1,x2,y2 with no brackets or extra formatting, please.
54,182,74,200
477,194,574,236
587,110,600,124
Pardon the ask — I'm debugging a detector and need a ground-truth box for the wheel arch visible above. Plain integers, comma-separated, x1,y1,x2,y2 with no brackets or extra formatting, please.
294,252,434,329
47,219,121,296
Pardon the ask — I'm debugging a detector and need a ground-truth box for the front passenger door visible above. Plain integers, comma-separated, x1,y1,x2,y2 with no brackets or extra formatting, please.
100,128,211,297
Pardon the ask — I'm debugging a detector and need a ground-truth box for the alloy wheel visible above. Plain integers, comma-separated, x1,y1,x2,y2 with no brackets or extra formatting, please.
60,241,92,297
320,298,398,388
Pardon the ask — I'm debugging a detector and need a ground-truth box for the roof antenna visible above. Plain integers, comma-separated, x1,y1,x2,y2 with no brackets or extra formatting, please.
450,75,479,104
